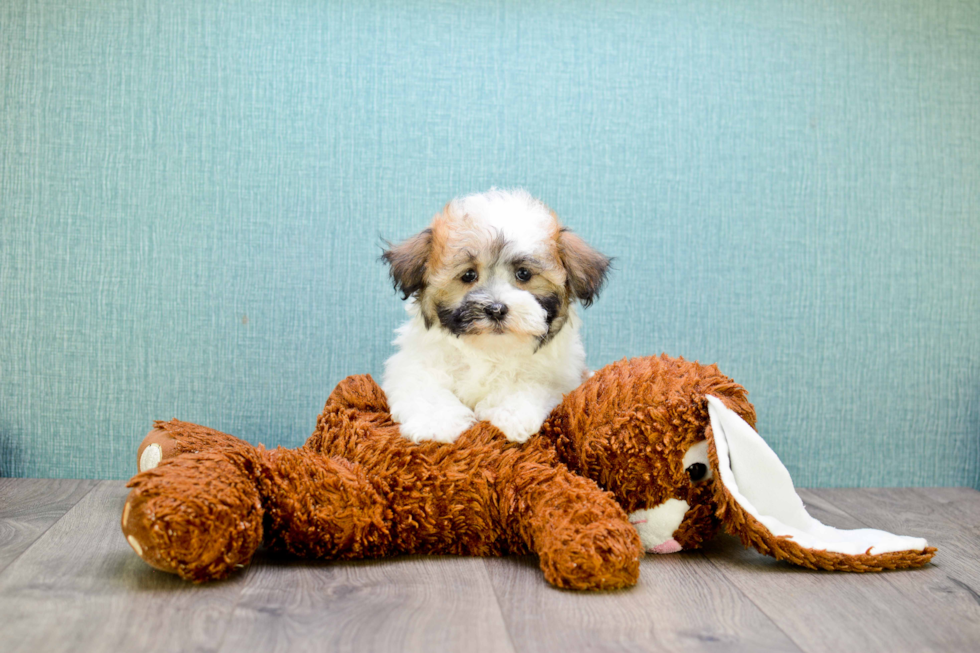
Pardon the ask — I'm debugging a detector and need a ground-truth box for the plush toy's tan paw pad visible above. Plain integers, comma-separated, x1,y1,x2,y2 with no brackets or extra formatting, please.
126,534,144,557
136,427,179,473
139,442,163,472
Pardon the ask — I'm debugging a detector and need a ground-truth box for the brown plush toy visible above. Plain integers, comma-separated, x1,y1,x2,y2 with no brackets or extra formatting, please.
121,355,935,590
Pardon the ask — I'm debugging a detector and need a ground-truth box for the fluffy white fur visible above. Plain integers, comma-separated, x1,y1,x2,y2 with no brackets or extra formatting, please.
382,189,600,444
385,302,586,443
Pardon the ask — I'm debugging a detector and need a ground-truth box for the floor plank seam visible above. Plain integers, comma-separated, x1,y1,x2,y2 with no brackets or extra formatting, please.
482,559,522,653
0,479,100,579
698,552,809,653
948,578,980,608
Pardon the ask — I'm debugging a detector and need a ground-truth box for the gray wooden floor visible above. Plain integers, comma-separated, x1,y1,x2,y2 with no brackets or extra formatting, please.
1,480,978,653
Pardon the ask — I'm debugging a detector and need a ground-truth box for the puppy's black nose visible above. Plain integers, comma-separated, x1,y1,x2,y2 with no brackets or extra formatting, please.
485,303,509,321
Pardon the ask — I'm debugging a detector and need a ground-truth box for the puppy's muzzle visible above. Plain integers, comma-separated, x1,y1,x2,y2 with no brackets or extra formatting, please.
484,303,509,322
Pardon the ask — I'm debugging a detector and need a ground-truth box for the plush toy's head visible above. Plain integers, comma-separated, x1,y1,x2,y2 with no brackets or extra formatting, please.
544,356,749,554
544,355,935,571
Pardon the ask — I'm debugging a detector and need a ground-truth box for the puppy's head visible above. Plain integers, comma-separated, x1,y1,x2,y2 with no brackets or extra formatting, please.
383,189,609,345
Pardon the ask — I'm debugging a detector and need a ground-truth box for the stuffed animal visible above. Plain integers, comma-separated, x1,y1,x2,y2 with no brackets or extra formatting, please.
121,355,935,590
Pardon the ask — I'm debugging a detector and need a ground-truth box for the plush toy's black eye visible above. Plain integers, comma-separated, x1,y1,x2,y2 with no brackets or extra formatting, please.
686,462,708,482
515,267,532,282
460,269,478,283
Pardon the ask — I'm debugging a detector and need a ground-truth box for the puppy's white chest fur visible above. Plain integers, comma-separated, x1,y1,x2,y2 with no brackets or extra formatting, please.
384,306,586,443
405,305,584,408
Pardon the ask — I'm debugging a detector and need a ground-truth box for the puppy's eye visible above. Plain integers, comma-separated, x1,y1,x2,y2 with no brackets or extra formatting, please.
686,463,708,482
460,269,478,283
515,268,532,282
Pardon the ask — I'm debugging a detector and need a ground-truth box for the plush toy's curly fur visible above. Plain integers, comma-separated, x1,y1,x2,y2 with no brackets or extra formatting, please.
123,355,755,589
121,354,933,589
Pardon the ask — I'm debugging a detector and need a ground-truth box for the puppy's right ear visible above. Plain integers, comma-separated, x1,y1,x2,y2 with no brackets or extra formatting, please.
382,229,433,299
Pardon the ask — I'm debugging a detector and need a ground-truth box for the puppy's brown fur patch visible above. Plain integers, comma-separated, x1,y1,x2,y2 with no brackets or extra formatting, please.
383,196,608,341
382,229,434,300
557,228,610,307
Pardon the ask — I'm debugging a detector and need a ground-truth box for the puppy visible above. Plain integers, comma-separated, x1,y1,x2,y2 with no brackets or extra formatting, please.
381,189,609,444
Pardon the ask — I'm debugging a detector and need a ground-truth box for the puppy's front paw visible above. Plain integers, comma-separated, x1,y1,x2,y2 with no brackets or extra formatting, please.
393,404,477,444
476,403,546,443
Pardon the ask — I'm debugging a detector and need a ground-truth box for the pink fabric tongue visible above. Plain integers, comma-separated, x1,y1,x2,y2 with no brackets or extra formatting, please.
647,538,682,554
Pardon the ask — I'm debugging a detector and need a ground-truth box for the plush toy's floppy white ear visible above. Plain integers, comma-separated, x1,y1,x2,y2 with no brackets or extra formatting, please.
705,395,935,571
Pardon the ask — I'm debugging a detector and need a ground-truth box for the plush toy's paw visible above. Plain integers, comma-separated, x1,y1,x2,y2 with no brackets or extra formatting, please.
136,420,254,474
123,451,265,581
538,520,642,591
475,402,548,443
393,403,477,443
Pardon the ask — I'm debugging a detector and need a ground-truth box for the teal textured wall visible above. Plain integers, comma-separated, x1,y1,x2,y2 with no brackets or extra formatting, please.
1,0,978,485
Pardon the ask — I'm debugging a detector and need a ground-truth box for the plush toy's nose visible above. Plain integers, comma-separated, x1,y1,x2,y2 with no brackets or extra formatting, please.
647,538,683,554
627,498,690,553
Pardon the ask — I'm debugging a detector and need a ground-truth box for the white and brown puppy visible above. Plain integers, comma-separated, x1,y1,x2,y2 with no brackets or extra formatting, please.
381,189,609,444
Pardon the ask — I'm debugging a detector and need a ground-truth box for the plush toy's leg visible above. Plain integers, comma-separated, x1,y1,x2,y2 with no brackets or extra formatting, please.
124,429,394,580
504,456,643,590
122,444,266,582
324,374,390,414
137,419,254,474
257,447,393,559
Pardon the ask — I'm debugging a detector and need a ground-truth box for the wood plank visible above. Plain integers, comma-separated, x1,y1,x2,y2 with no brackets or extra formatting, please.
2,482,976,652
485,553,802,652
696,488,980,653
0,478,97,574
218,553,516,653
0,480,251,653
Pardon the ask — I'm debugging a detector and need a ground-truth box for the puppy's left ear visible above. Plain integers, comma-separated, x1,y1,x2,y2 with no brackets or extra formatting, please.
558,229,610,307
382,229,433,300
